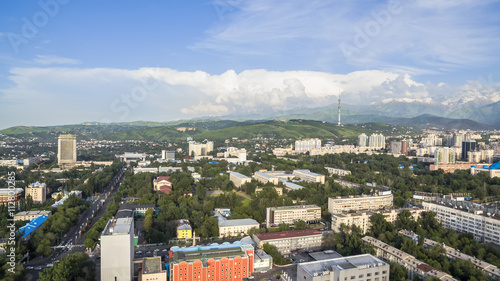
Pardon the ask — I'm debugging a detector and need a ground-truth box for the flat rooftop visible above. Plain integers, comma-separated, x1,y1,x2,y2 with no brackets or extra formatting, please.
170,243,252,263
309,250,343,261
103,217,133,235
299,254,387,276
255,229,321,241
229,171,251,179
269,205,320,211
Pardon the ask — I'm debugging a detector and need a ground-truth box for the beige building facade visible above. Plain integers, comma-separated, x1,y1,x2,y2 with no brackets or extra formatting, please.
328,193,393,214
266,205,322,228
25,182,47,204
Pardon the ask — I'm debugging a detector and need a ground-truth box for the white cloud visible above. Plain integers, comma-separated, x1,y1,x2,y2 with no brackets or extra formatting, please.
194,0,500,73
0,66,498,129
33,55,81,65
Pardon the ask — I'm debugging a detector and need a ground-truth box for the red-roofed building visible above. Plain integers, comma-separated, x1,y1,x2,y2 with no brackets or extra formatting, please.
154,176,172,194
252,229,322,256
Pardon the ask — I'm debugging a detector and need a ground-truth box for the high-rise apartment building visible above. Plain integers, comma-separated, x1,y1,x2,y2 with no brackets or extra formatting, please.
295,139,322,151
188,141,214,156
25,181,47,204
434,147,456,165
101,217,134,281
358,133,368,147
57,134,77,165
368,134,385,149
161,150,175,161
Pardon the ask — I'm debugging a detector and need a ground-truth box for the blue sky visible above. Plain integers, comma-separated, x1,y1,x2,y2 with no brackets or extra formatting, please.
1,0,500,129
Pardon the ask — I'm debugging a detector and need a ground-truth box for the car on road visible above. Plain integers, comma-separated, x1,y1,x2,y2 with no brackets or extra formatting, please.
248,276,254,279
34,266,42,270
153,249,159,252
46,263,53,267
146,251,152,254
260,270,267,273
136,251,143,254
162,248,168,252
26,266,33,270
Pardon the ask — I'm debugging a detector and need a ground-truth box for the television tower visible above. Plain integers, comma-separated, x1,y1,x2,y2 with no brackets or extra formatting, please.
337,91,342,126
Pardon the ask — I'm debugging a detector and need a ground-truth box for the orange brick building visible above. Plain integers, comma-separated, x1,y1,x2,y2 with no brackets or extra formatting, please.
168,242,254,281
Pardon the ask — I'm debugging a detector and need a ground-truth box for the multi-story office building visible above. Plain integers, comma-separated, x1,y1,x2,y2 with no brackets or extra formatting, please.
295,139,322,151
328,193,393,214
325,167,351,177
358,133,368,147
229,171,252,188
363,236,457,281
101,217,134,281
423,200,500,245
331,208,423,233
161,150,175,161
266,205,322,228
57,134,77,165
188,141,214,156
216,213,259,238
14,210,51,221
253,229,322,256
435,147,456,165
25,181,46,204
297,254,390,281
0,188,24,205
168,242,254,281
462,140,477,161
368,134,385,149
293,169,325,184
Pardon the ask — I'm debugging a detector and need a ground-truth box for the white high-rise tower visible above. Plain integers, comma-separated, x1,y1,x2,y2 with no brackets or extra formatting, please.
337,92,341,126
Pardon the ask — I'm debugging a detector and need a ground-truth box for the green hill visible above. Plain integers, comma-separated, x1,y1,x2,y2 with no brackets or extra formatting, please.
0,120,418,143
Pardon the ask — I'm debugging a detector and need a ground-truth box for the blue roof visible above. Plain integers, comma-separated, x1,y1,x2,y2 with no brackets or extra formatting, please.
209,161,219,164
490,162,500,170
17,215,48,238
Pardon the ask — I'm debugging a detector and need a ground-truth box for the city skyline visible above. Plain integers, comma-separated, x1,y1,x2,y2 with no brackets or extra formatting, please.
0,0,500,129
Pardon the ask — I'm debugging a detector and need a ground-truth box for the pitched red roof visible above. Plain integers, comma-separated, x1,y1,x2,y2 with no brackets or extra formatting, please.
154,176,171,183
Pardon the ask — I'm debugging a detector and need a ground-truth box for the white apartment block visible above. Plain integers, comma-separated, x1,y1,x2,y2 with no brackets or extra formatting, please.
423,201,500,245
293,169,325,184
368,134,386,149
253,229,323,256
297,254,390,281
101,217,134,281
295,138,322,151
358,133,368,147
229,171,252,187
331,208,423,234
325,167,351,177
328,194,393,214
363,236,457,281
25,182,47,204
266,205,322,228
188,141,214,156
309,145,370,156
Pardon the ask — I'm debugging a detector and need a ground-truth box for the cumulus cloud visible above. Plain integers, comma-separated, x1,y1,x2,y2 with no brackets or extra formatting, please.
0,66,498,129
